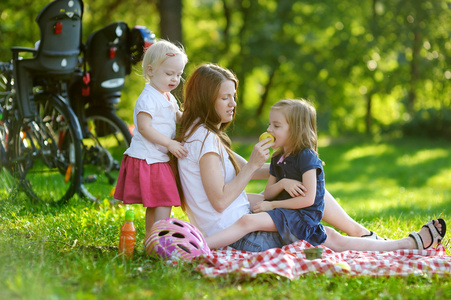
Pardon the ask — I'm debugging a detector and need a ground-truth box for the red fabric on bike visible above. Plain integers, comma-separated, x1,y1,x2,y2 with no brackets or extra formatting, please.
192,240,451,279
114,155,180,207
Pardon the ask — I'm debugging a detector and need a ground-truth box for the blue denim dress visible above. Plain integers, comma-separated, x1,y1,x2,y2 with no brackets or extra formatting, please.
265,148,327,246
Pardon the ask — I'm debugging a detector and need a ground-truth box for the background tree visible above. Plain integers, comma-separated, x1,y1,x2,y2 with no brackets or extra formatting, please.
1,0,450,137
158,0,183,44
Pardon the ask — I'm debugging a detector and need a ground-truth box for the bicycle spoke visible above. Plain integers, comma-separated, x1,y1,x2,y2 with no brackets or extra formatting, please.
9,94,82,204
81,111,131,201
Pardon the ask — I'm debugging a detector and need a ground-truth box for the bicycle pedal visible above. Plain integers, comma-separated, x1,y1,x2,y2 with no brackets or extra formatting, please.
84,174,97,183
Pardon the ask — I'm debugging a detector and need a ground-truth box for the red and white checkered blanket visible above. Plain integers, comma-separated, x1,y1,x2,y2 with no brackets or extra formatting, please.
195,240,451,279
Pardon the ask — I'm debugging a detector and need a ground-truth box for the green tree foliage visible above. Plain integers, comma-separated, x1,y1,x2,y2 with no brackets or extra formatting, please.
1,0,449,136
183,0,451,136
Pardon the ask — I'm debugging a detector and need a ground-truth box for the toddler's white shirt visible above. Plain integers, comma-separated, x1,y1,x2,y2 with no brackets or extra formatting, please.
125,83,178,164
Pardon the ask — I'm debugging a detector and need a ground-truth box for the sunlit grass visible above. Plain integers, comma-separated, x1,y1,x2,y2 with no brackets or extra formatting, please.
428,169,451,187
342,143,395,161
396,149,449,167
1,136,451,299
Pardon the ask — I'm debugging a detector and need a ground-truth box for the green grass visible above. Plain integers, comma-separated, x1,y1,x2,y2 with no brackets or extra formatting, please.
1,136,451,299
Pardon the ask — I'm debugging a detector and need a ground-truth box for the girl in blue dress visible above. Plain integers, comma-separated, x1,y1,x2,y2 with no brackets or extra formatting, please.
206,99,446,252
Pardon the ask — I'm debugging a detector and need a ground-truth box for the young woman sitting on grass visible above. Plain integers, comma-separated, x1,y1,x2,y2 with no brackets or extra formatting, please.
175,64,446,252
205,99,446,251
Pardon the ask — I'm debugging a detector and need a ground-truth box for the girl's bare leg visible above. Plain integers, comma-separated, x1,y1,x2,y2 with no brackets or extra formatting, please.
206,212,276,249
247,193,265,212
145,206,172,237
322,189,371,237
322,220,443,252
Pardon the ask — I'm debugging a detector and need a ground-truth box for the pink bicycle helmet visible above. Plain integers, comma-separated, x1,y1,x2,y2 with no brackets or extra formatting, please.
145,218,211,260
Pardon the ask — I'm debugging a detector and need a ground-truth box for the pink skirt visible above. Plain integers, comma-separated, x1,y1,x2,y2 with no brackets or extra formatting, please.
114,155,181,207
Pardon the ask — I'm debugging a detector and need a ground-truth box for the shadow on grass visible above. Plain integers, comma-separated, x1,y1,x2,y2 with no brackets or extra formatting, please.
233,136,451,191
321,137,451,189
234,136,451,223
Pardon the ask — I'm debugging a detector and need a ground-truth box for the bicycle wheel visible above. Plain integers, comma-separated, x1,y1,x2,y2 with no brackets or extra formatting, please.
0,84,10,196
9,93,82,204
0,72,8,172
80,108,132,201
0,64,20,197
0,116,18,199
0,118,7,171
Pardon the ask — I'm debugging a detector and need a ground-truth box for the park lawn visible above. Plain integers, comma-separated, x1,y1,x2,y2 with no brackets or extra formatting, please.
1,136,451,299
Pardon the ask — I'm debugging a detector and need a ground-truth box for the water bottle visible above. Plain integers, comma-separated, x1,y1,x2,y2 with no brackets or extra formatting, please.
118,210,136,259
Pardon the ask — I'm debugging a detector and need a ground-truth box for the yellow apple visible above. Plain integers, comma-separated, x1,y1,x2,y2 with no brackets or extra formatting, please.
259,132,274,143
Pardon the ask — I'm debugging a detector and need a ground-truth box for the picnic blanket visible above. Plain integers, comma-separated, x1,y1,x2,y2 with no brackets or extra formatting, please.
194,240,451,279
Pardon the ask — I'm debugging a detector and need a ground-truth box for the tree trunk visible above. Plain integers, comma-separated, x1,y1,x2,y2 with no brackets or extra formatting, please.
365,93,373,134
256,68,276,117
408,29,420,117
364,0,377,135
221,0,231,53
158,0,183,44
157,0,183,100
229,1,252,105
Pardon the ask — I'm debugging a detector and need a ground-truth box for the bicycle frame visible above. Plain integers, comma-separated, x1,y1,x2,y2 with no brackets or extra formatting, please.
0,0,85,204
68,22,154,201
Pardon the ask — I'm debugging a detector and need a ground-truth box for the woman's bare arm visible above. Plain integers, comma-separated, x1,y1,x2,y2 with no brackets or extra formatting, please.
233,152,270,180
200,141,271,213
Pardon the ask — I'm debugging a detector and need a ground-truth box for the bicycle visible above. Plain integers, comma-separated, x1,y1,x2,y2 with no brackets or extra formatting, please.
0,63,16,193
0,0,84,204
69,21,155,201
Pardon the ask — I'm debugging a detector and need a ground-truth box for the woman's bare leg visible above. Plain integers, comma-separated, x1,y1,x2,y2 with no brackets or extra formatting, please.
322,189,371,237
322,220,443,252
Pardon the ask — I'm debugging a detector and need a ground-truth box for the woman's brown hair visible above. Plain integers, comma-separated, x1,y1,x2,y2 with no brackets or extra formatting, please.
172,64,240,210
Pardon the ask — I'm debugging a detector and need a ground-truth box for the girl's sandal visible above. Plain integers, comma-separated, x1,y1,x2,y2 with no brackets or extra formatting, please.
361,231,386,240
409,218,447,250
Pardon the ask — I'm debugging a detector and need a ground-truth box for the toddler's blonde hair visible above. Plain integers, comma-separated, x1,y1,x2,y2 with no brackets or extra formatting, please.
142,39,188,82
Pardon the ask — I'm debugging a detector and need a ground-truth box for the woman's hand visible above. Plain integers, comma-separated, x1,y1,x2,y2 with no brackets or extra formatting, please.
282,178,307,197
253,200,274,213
247,139,273,170
167,140,188,159
198,138,272,213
